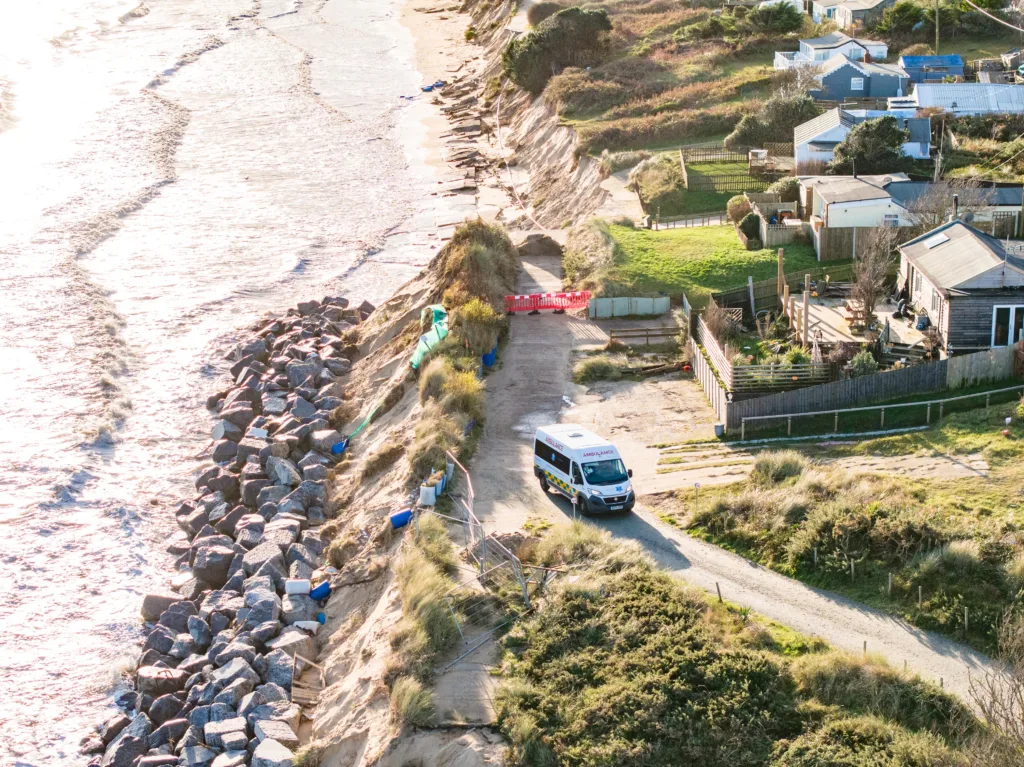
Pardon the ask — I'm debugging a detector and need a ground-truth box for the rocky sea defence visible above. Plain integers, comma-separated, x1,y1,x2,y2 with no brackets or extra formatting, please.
80,295,376,767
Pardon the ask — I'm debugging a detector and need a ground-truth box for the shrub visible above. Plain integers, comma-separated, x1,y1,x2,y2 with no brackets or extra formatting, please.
771,716,966,767
419,357,450,404
464,26,477,41
784,347,810,365
526,0,563,27
413,513,458,573
899,42,933,57
502,8,612,93
726,92,821,150
573,355,622,383
911,540,994,592
390,676,436,727
849,349,879,377
751,451,809,485
409,404,466,478
766,176,801,203
546,69,630,115
744,2,804,34
497,564,801,766
439,369,485,422
739,211,762,239
396,545,459,653
533,520,612,566
827,342,859,366
1004,552,1024,594
704,300,740,344
727,194,751,225
455,297,504,354
789,652,973,738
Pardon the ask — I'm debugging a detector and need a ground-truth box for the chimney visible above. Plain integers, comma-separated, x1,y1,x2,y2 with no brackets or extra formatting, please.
949,193,960,222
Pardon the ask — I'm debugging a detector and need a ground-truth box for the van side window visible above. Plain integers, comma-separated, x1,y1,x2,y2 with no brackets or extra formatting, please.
571,462,583,485
534,440,570,474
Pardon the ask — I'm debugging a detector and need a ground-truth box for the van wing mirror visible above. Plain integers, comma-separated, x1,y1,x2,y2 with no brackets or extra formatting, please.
627,469,633,478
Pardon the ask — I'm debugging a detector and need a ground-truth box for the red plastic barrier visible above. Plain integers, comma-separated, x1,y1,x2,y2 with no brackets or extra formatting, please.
504,291,591,314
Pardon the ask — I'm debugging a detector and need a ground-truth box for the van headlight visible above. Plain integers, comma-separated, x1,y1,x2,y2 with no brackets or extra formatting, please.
590,488,602,496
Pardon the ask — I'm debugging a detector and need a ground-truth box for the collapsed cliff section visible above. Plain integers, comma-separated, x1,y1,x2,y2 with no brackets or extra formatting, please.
460,0,611,229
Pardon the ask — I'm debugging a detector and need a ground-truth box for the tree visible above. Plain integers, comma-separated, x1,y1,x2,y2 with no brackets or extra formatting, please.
727,195,751,224
766,176,801,203
502,8,612,93
828,117,910,175
745,2,805,34
873,0,924,37
901,180,994,238
852,227,897,324
726,91,822,149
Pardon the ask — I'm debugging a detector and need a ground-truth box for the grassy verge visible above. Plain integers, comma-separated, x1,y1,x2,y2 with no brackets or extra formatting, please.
497,522,973,766
608,223,818,304
650,415,1024,653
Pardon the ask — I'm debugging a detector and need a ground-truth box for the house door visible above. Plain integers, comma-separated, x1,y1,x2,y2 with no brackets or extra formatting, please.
991,305,1024,346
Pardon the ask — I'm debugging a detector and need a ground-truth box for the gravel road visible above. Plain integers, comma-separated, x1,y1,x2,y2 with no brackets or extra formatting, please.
471,246,1000,706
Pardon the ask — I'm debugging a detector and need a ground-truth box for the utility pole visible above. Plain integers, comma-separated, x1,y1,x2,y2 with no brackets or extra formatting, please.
935,0,940,55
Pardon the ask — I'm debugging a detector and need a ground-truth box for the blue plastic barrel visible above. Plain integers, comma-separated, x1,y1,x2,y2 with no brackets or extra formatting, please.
421,84,434,92
482,344,498,367
390,508,414,529
310,581,331,601
316,612,326,625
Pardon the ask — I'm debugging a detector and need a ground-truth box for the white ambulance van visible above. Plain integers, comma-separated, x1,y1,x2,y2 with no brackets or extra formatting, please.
533,424,635,515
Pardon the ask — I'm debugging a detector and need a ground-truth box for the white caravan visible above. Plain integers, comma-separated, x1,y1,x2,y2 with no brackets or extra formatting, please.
533,424,635,514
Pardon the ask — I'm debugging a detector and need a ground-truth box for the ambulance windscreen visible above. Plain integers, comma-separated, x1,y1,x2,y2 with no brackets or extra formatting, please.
582,459,628,486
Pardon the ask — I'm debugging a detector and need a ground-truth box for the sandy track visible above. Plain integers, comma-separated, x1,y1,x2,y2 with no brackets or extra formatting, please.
470,248,999,706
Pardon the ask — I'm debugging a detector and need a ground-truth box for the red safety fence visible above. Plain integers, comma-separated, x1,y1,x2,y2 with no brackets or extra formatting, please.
504,291,591,314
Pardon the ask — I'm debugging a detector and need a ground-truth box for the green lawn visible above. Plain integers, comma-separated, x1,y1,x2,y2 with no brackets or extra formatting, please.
648,188,733,218
942,31,1024,61
609,223,818,304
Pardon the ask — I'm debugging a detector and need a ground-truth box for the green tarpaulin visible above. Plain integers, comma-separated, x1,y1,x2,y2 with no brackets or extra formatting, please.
410,304,449,370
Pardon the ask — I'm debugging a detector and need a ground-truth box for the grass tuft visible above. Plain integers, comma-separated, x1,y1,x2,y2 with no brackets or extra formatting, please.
390,676,436,727
750,450,809,485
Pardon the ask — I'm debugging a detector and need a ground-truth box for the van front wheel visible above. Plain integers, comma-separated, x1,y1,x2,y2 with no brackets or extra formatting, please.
577,495,589,516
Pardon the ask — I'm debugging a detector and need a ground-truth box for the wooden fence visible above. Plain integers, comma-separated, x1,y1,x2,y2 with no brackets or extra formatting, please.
681,147,749,164
711,263,855,318
690,337,729,423
695,317,833,392
679,148,772,194
815,225,885,261
725,342,1023,433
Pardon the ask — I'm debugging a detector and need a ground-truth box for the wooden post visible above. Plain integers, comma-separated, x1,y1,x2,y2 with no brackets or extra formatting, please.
888,572,892,596
926,403,931,424
834,411,839,433
783,284,790,315
863,640,867,655
803,274,811,348
716,582,723,603
880,408,885,428
918,585,922,608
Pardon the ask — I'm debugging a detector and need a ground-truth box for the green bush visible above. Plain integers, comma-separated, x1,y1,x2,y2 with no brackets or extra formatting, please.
434,219,518,307
573,355,622,383
739,211,761,239
789,652,973,738
726,92,821,150
727,195,751,225
849,349,879,377
502,7,612,93
744,2,804,34
413,513,458,573
455,297,505,354
439,369,485,422
419,357,450,403
784,347,810,365
390,676,437,727
396,545,459,653
911,540,996,593
766,176,801,203
751,451,809,485
771,716,966,767
497,565,802,766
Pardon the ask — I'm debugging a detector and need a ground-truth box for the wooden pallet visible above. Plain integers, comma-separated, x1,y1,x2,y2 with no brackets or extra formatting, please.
291,654,326,709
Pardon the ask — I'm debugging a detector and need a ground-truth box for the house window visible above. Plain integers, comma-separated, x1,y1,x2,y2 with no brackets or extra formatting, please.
931,289,939,313
882,214,899,227
850,77,865,91
914,273,921,294
991,306,1024,347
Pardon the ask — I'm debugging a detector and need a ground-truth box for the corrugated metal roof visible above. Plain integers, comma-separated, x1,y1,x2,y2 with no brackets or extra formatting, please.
900,221,1024,290
793,108,854,145
912,83,1024,112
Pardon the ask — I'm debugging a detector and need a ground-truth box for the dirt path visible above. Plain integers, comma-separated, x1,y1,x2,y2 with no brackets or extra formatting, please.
470,250,999,705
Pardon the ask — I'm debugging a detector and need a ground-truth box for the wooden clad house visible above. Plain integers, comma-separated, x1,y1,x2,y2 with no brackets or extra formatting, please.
898,220,1024,351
